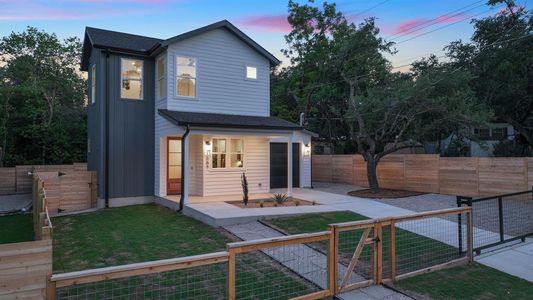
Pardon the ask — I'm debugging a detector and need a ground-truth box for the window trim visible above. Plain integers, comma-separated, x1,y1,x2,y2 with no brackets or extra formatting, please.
156,56,166,100
120,57,144,101
245,64,258,81
209,138,245,170
175,55,197,99
90,64,96,105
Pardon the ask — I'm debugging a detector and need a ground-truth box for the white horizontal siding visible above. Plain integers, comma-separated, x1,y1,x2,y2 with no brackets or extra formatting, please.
165,28,270,116
203,136,270,196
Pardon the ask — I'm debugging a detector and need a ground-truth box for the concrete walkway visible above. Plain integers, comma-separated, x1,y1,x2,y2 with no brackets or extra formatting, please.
224,221,411,300
476,239,533,282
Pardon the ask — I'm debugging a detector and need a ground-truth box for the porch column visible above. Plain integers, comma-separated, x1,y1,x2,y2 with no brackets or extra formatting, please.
182,133,190,205
287,136,293,197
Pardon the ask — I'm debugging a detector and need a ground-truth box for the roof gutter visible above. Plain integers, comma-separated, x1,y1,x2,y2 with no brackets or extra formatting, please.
177,124,190,212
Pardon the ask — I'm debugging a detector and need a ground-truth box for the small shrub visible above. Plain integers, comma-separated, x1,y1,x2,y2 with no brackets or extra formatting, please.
241,173,249,206
294,200,300,206
274,202,278,207
271,193,288,205
259,200,264,208
312,200,317,206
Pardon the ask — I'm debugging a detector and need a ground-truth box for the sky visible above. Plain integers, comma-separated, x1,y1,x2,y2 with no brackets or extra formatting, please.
1,0,530,72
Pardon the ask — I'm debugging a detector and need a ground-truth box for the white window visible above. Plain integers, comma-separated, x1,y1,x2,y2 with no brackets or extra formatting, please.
87,137,91,153
176,56,196,97
120,58,143,100
211,138,244,168
246,65,257,80
157,57,166,99
90,64,96,104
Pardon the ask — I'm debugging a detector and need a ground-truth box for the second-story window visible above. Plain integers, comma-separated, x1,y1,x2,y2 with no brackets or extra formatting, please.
176,56,196,97
157,57,166,99
246,65,257,80
121,58,143,100
91,64,96,104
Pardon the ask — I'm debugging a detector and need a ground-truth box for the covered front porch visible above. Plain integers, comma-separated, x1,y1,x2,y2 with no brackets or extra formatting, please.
155,109,314,207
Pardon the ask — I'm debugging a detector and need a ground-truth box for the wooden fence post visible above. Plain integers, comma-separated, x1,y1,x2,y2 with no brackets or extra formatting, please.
328,225,338,295
390,221,396,282
227,248,236,300
467,211,474,262
46,276,56,300
374,223,383,284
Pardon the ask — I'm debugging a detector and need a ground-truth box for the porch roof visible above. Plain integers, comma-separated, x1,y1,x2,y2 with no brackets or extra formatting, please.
159,109,303,131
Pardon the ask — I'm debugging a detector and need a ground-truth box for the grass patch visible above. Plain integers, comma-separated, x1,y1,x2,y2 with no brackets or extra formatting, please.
265,211,462,277
0,213,33,244
53,204,229,272
53,204,320,299
393,262,533,299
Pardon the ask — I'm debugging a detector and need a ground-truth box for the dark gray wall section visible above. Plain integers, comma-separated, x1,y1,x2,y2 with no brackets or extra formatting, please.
87,49,155,199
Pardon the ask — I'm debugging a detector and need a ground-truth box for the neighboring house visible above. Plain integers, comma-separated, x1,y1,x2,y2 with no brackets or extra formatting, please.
82,20,315,208
425,123,515,157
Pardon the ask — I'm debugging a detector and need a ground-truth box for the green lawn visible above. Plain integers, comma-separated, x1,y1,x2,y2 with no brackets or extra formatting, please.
53,204,319,299
0,213,33,244
265,211,462,278
393,262,533,299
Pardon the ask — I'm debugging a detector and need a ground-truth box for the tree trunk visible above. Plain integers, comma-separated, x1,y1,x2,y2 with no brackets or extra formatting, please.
366,157,379,192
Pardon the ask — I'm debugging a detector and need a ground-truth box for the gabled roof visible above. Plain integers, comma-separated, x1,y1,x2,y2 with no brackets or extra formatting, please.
159,109,303,131
81,20,281,71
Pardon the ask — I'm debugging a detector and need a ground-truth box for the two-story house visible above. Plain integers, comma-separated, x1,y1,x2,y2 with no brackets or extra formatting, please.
82,20,314,210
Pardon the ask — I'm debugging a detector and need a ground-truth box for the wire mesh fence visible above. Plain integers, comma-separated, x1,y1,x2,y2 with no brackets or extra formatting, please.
393,211,469,277
55,262,228,300
458,189,533,252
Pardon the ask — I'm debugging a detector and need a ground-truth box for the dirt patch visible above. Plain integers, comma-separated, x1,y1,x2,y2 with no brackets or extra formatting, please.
226,198,317,208
348,188,425,199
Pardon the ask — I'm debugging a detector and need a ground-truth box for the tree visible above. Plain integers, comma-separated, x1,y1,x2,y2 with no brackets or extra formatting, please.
276,1,491,192
0,27,86,166
445,0,533,153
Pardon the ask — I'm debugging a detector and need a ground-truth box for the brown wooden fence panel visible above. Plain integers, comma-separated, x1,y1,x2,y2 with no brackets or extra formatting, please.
312,155,333,182
478,158,528,196
377,155,405,190
332,155,355,184
404,155,440,193
527,158,533,189
0,239,53,299
353,155,368,187
0,167,16,194
438,158,479,196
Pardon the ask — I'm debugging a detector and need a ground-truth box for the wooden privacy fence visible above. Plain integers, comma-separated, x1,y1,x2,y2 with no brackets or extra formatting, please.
0,178,54,299
312,154,533,197
47,207,472,300
0,163,87,195
33,169,97,215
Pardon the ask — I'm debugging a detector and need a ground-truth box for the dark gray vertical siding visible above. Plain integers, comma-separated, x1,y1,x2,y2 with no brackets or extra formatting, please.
106,54,155,198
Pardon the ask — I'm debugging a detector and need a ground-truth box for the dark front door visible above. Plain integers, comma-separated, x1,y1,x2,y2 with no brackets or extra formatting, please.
270,143,300,189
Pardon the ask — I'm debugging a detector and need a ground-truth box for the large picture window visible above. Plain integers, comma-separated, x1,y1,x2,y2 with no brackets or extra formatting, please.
157,57,166,99
120,58,143,100
211,138,244,169
176,56,196,97
91,64,96,104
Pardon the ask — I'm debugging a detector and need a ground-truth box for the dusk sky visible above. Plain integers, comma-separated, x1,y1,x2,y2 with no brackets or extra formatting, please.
1,0,530,71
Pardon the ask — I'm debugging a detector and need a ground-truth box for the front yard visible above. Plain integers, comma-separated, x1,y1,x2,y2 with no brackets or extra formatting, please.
265,211,533,300
52,204,319,299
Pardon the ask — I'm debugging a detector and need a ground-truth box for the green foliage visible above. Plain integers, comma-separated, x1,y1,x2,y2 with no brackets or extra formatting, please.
493,140,531,157
241,173,249,206
0,27,86,166
271,193,289,205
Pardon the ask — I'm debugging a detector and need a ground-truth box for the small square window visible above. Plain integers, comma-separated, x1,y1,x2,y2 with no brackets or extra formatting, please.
246,66,257,80
157,57,166,99
91,64,96,104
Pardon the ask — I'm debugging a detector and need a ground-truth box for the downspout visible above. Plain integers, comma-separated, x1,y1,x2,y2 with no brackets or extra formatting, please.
104,49,110,208
177,124,190,212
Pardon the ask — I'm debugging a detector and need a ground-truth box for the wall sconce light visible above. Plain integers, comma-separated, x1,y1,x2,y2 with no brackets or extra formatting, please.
204,141,212,156
304,143,311,158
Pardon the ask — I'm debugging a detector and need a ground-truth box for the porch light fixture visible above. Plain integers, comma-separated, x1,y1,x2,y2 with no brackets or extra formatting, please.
204,141,212,156
304,143,311,158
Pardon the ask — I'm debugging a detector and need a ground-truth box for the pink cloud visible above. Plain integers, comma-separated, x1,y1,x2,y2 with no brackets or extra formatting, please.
239,15,292,33
394,12,469,35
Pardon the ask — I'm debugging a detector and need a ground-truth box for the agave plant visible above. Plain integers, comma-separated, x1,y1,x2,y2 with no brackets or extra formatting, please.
271,193,288,205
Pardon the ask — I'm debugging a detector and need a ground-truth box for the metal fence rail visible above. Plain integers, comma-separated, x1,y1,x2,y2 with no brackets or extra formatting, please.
458,188,533,253
47,207,473,300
